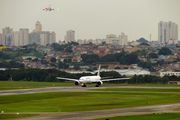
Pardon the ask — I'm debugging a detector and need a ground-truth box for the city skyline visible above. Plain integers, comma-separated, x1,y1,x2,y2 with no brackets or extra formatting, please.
1,0,180,42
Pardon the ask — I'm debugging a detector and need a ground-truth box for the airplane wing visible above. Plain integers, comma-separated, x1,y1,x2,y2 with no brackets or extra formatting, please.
101,76,113,79
57,77,78,81
101,78,129,82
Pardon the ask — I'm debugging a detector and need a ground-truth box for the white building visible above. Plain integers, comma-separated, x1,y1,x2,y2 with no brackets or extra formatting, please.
35,21,42,32
106,33,128,46
0,33,2,45
19,29,29,46
2,27,13,46
118,32,128,46
49,31,56,44
160,72,180,77
64,30,75,43
13,31,20,46
39,31,50,46
106,34,118,45
93,69,150,76
158,21,178,43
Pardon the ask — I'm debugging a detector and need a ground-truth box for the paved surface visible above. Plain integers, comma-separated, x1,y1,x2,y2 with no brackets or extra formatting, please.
1,86,180,96
0,87,87,96
6,103,180,120
1,86,180,120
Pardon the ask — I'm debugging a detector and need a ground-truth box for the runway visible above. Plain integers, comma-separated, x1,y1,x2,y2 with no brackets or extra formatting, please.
1,86,180,96
1,86,180,120
12,103,180,120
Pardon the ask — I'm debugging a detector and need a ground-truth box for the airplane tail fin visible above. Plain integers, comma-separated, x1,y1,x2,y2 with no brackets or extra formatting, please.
97,65,101,76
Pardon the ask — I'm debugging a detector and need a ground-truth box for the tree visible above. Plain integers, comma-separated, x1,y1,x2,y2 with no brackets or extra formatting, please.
138,61,152,69
74,64,80,70
158,47,172,55
88,42,93,45
81,54,99,64
126,53,140,65
45,74,57,82
58,61,69,69
115,67,120,69
100,54,117,62
140,42,149,46
69,41,79,45
102,41,106,45
51,57,56,63
149,53,158,58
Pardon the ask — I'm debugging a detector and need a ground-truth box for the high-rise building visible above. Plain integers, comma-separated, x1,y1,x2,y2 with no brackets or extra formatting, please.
0,33,2,45
118,32,128,46
64,30,75,43
106,33,128,46
19,29,29,46
29,32,40,45
35,21,42,32
13,31,20,46
106,34,118,45
29,21,56,46
158,21,178,43
39,31,50,46
2,27,13,46
49,31,56,45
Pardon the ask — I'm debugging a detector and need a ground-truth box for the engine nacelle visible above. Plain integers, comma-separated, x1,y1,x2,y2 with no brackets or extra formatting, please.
74,80,80,86
97,81,103,86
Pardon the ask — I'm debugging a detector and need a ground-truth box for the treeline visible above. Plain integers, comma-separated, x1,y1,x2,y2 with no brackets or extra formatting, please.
50,42,79,53
0,49,42,60
81,50,143,65
0,61,24,68
128,75,169,84
81,48,173,70
0,69,92,82
0,69,175,84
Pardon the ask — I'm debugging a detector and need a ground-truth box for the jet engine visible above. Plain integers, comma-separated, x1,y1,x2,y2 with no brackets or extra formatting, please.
97,81,103,86
74,80,80,86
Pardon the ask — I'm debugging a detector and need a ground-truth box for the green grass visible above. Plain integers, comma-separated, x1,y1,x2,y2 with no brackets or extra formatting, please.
0,81,75,90
123,83,180,87
0,114,38,119
1,81,180,91
90,113,180,120
0,92,180,112
91,88,180,92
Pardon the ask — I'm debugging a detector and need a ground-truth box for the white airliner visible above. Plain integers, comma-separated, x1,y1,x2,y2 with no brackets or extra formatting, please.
43,5,59,11
57,65,129,87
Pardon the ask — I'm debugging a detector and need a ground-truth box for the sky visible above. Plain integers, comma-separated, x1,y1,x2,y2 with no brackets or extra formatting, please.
0,0,180,42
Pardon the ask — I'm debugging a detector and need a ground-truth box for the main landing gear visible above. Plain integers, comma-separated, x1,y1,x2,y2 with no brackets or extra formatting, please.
81,84,86,87
95,85,99,87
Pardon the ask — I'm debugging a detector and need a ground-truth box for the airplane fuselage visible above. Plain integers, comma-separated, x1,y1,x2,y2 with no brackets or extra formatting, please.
79,76,101,84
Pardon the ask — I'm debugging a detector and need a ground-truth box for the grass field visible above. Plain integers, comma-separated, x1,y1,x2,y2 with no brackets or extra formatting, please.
0,81,75,90
1,92,180,112
91,88,180,92
0,81,180,91
90,113,180,120
1,81,180,119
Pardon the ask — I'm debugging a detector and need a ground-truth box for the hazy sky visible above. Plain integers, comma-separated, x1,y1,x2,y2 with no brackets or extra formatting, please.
1,0,180,42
